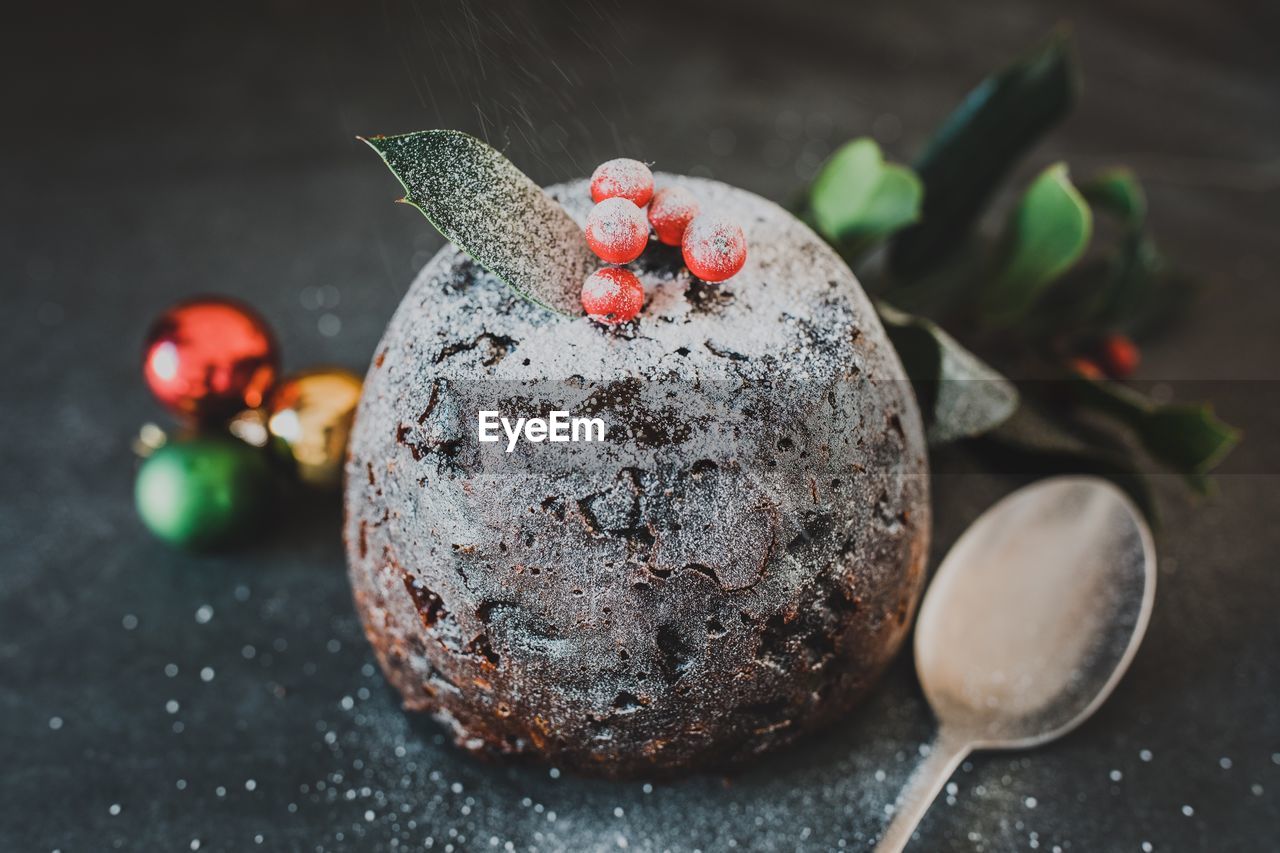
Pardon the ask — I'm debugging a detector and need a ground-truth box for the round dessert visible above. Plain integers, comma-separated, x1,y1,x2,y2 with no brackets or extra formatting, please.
344,174,930,778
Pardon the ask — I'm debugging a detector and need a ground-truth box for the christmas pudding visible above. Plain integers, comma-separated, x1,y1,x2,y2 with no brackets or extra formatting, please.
344,131,930,777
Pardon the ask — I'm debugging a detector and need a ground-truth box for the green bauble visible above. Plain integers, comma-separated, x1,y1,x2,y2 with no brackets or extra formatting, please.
135,436,272,549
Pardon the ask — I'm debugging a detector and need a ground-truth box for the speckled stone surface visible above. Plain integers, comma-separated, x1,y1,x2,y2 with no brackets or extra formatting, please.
344,175,930,776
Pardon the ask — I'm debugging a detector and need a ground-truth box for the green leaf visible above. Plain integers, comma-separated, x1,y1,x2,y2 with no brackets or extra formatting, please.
1075,170,1191,338
981,163,1092,328
1069,377,1240,492
878,303,1019,445
890,29,1079,277
1092,232,1163,332
1025,170,1187,341
809,138,922,254
362,130,595,316
1080,167,1147,230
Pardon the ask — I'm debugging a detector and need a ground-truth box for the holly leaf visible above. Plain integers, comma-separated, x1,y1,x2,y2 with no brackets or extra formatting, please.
1092,232,1164,333
1026,168,1189,340
1080,167,1147,230
981,163,1092,328
1078,170,1192,338
890,28,1080,277
808,138,922,257
878,303,1019,445
1068,377,1240,493
362,130,595,316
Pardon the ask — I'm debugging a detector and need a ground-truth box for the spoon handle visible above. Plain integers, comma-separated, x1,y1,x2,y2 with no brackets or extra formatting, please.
874,728,971,853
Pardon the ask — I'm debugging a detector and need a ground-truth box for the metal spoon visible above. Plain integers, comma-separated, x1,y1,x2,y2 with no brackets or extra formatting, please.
875,476,1156,852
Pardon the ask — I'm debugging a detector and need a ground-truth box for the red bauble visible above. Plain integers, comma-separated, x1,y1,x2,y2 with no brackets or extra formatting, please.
581,267,644,325
648,186,700,246
682,215,747,282
143,297,279,422
585,198,650,264
590,158,654,207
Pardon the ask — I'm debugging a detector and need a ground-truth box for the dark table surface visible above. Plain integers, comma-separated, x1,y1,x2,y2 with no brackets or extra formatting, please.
3,1,1278,850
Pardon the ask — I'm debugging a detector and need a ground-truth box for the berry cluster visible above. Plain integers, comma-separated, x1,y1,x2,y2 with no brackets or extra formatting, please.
580,158,748,325
1070,333,1141,380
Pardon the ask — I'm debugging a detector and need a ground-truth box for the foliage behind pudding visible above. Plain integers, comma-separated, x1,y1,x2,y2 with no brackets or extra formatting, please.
344,175,930,777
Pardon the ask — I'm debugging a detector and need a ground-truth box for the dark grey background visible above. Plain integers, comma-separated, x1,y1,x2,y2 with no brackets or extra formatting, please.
3,1,1278,850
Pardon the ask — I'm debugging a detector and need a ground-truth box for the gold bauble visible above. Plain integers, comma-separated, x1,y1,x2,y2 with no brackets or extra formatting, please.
267,368,363,489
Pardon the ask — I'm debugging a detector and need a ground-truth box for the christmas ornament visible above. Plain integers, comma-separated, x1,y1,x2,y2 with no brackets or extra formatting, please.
682,215,748,282
648,186,700,246
590,158,654,207
143,297,279,422
134,436,273,549
585,197,649,264
581,268,644,325
267,368,363,489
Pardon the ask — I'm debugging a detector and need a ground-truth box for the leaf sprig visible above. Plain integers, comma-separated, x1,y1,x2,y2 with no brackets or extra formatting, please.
363,130,596,316
801,28,1239,514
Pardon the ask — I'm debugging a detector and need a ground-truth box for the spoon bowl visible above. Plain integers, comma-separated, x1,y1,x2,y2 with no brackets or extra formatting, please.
917,475,1156,748
876,476,1156,852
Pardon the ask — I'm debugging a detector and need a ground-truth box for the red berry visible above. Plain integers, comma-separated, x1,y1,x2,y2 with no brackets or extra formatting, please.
581,267,644,324
1100,333,1140,379
1068,357,1104,381
648,186,700,246
585,197,649,264
590,158,654,207
682,215,747,282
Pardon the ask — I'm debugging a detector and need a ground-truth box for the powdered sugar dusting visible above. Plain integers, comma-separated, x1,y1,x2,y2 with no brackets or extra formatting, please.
379,174,903,383
581,270,619,300
590,158,655,207
344,172,930,777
